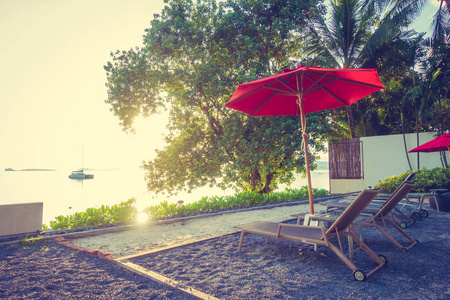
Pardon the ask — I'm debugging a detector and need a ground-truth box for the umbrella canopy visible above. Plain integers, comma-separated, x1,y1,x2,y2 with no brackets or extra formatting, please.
225,66,384,214
226,66,384,116
408,133,450,154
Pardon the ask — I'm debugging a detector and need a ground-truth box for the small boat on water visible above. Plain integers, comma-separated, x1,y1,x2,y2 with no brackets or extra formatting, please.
68,169,94,180
69,144,94,180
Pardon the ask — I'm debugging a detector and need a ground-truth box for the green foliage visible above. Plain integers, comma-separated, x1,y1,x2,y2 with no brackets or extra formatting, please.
303,0,450,138
105,0,331,196
21,234,42,245
49,199,137,230
20,234,44,251
217,113,331,194
373,168,450,193
144,186,329,220
48,187,328,229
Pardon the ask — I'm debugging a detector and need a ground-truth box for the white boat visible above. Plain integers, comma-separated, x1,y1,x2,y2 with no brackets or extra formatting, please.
69,145,94,180
68,169,94,180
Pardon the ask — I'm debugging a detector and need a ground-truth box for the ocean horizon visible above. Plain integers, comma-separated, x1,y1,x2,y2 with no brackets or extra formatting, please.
0,167,329,226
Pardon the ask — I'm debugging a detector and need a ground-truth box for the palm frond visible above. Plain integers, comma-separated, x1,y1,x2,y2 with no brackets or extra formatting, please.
358,22,397,61
303,13,341,67
386,0,427,26
431,2,450,46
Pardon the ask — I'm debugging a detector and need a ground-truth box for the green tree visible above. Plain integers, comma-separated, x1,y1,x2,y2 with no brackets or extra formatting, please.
414,0,449,135
407,1,450,167
303,0,427,138
356,1,449,168
105,0,328,195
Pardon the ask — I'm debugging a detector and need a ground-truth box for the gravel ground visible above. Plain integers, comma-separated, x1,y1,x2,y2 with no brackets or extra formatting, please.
1,205,449,299
0,240,196,299
130,207,450,299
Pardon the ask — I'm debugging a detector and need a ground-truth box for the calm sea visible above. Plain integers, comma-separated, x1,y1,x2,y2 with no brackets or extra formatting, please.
0,168,329,226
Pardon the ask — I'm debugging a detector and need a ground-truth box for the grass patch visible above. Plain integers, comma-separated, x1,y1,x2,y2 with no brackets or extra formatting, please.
20,234,44,251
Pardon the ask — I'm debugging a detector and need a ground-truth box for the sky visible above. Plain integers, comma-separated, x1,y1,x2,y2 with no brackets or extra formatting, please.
0,0,443,172
0,0,168,171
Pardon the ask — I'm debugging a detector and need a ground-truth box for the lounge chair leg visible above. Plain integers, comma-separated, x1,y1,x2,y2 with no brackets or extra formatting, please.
351,233,384,264
387,220,418,249
238,231,248,251
375,224,405,250
328,243,358,271
357,223,363,241
304,215,320,251
266,236,270,243
348,235,354,259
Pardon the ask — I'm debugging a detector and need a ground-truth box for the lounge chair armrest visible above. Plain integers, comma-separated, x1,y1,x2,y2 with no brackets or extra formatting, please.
356,212,375,223
309,215,337,222
328,207,346,214
359,212,374,217
372,199,385,203
310,212,353,222
291,213,306,220
292,211,328,224
296,216,305,225
277,223,325,238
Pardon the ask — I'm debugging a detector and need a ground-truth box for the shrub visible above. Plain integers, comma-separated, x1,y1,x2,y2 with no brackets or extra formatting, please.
144,186,328,220
373,167,450,193
49,198,137,230
49,187,329,229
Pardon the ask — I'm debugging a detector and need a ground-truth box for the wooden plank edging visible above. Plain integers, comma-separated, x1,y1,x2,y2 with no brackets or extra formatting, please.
116,232,240,261
116,261,220,300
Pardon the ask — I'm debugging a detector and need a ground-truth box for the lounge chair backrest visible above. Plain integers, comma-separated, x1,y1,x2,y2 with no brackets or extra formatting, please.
375,182,415,218
404,172,416,182
382,172,415,198
326,188,381,234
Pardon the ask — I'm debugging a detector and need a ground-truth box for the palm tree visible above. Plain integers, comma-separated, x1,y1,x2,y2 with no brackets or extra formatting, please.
441,0,449,13
409,0,450,166
303,0,425,138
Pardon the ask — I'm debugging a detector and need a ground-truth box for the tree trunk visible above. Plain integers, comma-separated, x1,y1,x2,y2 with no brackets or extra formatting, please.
249,171,262,191
440,151,448,168
260,172,274,194
347,105,356,138
401,112,413,171
416,114,420,170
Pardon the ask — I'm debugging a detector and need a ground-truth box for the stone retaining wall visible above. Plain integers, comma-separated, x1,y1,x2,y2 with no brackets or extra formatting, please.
0,202,43,236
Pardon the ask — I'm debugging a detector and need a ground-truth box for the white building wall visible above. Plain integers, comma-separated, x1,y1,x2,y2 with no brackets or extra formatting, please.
360,132,448,189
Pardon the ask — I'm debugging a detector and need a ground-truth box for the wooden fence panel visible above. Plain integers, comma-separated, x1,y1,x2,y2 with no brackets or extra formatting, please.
329,138,363,179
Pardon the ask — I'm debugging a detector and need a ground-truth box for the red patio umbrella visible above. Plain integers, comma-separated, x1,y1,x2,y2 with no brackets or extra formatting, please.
408,133,450,156
225,66,384,214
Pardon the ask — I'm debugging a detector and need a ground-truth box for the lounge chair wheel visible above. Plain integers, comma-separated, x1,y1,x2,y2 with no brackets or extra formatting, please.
353,270,367,282
411,212,422,221
401,247,408,253
377,254,388,266
419,209,428,218
400,222,407,229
